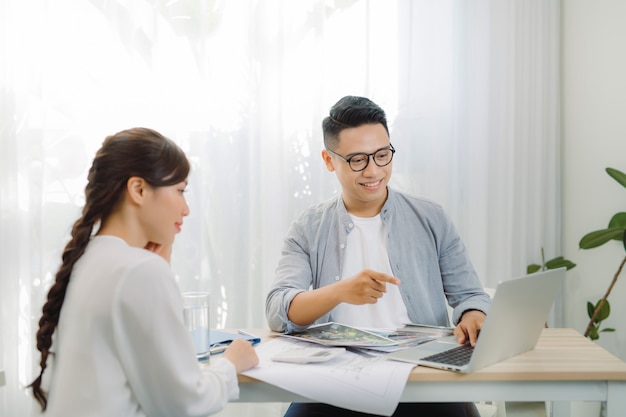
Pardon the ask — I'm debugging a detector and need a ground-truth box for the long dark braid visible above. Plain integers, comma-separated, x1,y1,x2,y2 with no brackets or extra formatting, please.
28,127,190,410
28,200,101,408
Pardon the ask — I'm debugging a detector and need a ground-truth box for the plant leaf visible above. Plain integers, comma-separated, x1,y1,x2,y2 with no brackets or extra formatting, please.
580,228,625,249
587,301,595,318
608,213,626,229
527,264,541,274
545,257,576,270
595,299,611,322
588,326,599,340
601,328,616,333
606,167,626,188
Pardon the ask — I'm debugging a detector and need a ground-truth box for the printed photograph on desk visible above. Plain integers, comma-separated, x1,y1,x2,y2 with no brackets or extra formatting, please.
358,325,455,352
398,323,455,338
280,322,397,347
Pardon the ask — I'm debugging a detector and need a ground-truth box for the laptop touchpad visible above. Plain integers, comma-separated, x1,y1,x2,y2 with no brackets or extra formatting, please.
404,336,460,358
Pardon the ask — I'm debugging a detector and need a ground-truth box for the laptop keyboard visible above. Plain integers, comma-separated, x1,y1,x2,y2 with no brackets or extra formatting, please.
421,343,474,366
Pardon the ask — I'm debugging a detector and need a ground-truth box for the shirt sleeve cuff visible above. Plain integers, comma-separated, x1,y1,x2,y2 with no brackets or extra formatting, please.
202,357,240,400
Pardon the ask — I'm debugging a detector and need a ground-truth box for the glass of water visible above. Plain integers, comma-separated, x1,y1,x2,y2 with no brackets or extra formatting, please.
182,292,210,361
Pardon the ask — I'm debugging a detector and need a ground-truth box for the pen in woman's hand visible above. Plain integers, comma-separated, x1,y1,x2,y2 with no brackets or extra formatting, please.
237,329,259,339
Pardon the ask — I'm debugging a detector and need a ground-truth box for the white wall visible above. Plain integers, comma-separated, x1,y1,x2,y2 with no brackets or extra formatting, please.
562,0,626,360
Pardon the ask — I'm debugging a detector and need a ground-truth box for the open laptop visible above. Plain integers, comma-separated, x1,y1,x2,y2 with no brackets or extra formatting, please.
386,267,565,373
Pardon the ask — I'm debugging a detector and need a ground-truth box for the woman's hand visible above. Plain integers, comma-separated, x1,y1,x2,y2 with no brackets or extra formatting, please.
144,242,172,263
222,338,259,372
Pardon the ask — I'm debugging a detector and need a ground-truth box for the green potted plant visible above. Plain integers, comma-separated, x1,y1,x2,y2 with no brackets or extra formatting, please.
578,167,626,340
527,167,626,340
527,248,576,275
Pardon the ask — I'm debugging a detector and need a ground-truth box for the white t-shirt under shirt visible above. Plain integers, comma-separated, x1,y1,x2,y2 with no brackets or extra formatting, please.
330,214,411,329
45,235,239,417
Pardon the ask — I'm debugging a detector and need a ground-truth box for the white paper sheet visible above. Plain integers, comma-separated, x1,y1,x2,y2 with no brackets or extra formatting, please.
240,337,415,416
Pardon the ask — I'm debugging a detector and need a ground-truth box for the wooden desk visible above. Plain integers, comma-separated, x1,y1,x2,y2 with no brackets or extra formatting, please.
236,328,626,417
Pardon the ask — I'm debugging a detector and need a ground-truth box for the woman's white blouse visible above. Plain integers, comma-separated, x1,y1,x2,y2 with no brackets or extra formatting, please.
45,235,238,417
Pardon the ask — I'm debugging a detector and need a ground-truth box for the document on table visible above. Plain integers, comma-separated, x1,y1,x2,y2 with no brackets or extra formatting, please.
240,337,415,416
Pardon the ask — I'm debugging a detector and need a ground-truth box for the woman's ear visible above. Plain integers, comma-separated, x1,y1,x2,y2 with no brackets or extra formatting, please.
321,150,335,172
126,176,147,205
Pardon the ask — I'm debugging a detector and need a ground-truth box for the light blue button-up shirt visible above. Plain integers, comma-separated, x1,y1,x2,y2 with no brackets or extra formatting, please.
266,187,491,333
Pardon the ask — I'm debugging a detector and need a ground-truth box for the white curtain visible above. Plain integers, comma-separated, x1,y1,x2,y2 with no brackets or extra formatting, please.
0,1,560,415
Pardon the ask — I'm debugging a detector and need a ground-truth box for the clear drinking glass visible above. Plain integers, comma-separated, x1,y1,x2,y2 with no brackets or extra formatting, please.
182,292,210,361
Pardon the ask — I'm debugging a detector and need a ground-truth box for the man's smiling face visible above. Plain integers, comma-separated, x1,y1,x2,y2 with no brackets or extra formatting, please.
322,123,392,217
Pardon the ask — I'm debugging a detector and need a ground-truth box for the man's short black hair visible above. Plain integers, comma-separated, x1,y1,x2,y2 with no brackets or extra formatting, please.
322,96,389,150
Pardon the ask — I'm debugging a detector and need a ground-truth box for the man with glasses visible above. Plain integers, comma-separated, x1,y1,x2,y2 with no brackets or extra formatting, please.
266,96,488,417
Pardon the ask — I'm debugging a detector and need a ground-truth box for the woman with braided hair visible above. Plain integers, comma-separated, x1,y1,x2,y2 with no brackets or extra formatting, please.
28,127,258,416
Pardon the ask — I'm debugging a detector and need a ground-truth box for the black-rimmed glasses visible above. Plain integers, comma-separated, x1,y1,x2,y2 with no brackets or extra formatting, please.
326,144,395,172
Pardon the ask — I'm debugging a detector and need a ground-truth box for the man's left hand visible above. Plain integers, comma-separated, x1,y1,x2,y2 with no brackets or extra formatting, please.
454,309,486,346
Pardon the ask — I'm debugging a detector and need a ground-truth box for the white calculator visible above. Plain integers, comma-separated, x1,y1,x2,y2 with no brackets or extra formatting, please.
271,347,346,364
